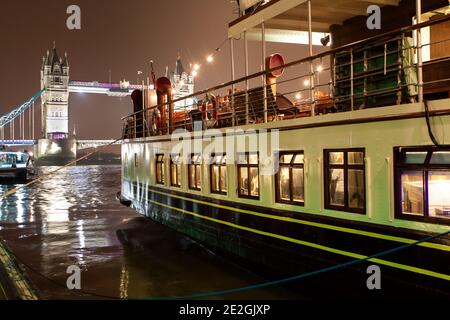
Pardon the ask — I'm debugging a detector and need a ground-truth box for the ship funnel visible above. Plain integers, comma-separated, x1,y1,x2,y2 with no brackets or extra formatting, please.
156,77,174,135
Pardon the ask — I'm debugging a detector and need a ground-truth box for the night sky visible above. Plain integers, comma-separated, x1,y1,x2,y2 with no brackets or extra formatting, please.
0,0,312,139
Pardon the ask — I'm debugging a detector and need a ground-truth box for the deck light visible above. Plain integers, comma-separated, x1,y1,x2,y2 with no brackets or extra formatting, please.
206,55,214,63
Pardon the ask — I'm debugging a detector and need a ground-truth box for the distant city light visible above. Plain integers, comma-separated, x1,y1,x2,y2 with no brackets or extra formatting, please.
295,93,301,100
193,64,200,71
317,65,323,72
303,79,310,87
206,55,214,63
192,70,198,77
120,80,130,89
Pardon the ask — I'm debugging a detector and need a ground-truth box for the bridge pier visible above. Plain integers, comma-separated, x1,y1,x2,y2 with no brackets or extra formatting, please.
35,138,77,166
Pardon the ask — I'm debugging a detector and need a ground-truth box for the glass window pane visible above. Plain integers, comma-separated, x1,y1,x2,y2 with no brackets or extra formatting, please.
189,165,196,188
348,152,364,165
329,152,344,165
293,154,304,164
195,166,201,189
404,152,428,164
348,169,365,209
428,171,450,219
329,169,345,206
279,167,291,201
292,168,304,202
212,165,219,192
249,167,259,197
430,152,450,165
157,164,162,183
239,167,249,195
220,166,227,192
238,154,247,164
161,164,165,183
401,171,424,216
171,165,177,185
280,154,294,164
249,154,259,165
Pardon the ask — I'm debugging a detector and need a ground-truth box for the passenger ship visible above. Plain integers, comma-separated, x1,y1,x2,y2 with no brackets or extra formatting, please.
121,0,450,297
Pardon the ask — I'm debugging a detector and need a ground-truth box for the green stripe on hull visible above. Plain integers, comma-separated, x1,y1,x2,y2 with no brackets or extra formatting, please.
147,197,450,281
148,187,450,252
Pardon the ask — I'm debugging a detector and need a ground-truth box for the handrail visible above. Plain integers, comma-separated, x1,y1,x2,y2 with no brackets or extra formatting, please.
122,15,450,121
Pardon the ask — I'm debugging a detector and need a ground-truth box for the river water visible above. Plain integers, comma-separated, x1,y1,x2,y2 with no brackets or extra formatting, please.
0,165,298,300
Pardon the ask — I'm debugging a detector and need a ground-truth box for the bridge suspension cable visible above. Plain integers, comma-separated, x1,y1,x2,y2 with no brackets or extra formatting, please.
0,89,43,142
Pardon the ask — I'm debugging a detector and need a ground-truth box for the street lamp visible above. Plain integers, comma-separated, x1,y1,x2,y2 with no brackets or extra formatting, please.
137,70,143,84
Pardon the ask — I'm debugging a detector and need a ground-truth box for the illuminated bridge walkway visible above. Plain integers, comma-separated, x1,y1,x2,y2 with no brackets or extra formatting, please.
0,81,143,145
68,80,150,97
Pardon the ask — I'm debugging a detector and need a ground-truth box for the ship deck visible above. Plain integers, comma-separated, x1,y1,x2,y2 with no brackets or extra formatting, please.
122,13,450,140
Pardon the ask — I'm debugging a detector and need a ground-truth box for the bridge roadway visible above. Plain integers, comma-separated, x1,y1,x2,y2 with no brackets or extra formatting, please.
68,80,151,97
0,139,121,150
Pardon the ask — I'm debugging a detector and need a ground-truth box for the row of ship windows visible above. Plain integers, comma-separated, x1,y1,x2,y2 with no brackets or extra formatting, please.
134,147,450,225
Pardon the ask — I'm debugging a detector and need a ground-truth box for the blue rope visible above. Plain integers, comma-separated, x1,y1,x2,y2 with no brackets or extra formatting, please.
134,229,450,300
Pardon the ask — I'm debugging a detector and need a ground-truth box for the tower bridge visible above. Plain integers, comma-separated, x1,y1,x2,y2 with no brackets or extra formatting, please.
0,44,190,165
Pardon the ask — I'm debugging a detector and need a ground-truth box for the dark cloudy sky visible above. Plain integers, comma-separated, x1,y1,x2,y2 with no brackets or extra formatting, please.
0,0,313,139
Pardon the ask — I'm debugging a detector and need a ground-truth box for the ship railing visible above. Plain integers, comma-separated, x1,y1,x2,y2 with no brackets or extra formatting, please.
122,15,450,139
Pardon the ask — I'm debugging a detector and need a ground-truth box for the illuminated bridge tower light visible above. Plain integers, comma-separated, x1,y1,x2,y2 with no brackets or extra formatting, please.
40,44,70,140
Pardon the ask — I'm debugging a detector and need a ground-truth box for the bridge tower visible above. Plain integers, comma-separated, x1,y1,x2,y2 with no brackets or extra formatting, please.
170,54,195,110
41,44,70,139
37,44,76,165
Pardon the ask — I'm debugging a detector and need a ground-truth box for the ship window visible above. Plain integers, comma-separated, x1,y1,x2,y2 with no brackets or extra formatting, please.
170,154,182,188
238,153,259,199
210,154,227,195
188,154,201,191
395,147,450,225
324,149,366,214
155,154,165,185
276,152,304,205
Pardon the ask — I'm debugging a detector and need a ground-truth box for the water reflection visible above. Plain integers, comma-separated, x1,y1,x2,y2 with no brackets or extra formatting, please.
0,166,298,300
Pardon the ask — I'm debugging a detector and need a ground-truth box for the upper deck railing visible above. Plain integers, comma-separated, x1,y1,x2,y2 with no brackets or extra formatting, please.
122,15,450,139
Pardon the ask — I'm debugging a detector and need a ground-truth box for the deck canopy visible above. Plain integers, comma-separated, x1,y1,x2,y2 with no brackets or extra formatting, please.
229,0,401,44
